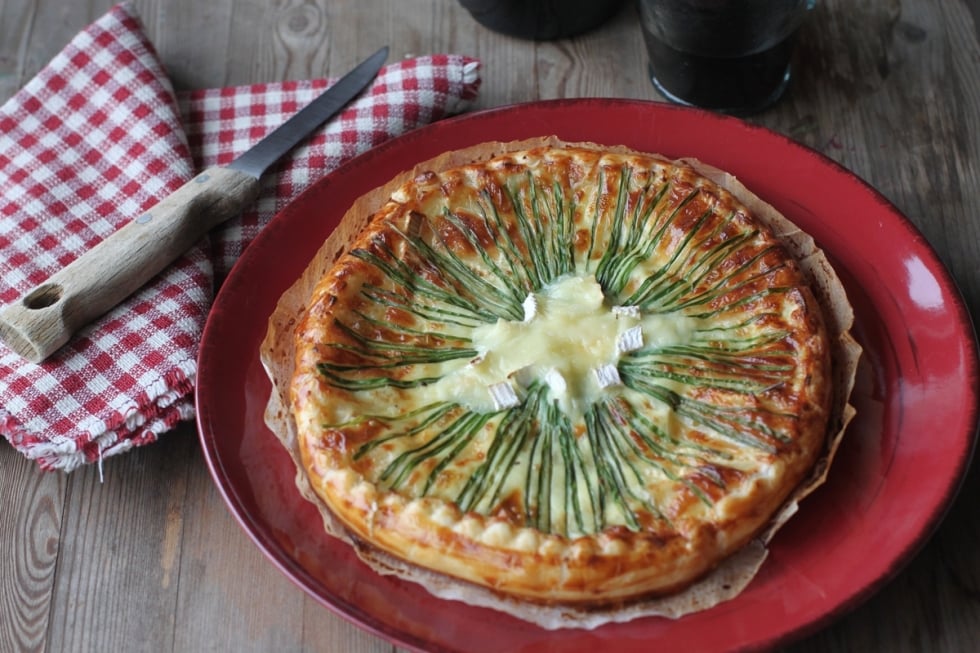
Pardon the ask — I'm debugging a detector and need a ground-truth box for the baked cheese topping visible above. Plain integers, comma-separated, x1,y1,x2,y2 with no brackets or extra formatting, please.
418,273,700,419
290,145,832,604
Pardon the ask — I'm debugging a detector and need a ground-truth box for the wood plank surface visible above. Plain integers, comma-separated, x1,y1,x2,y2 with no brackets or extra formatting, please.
1,0,978,651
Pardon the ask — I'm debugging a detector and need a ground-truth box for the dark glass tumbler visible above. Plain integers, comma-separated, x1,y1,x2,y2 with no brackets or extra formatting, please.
638,0,815,114
458,0,626,40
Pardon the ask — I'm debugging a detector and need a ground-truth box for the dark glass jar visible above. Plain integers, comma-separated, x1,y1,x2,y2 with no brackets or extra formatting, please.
458,0,626,40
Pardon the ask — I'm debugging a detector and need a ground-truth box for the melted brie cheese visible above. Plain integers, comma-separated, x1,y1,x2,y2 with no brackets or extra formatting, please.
416,274,700,418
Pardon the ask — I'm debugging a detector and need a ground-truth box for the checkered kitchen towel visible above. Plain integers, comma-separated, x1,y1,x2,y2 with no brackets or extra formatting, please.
0,3,481,471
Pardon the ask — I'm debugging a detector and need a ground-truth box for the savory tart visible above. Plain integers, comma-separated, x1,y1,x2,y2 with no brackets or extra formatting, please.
288,144,836,606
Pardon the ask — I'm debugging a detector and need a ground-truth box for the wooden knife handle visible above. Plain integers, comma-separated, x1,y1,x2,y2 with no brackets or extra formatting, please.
0,166,261,363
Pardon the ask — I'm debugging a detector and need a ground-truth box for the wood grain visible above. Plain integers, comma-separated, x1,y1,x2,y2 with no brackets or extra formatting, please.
0,1,37,100
0,447,64,653
0,0,977,651
43,430,191,651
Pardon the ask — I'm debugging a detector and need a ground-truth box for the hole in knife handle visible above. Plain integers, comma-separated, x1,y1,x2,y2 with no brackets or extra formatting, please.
23,283,63,310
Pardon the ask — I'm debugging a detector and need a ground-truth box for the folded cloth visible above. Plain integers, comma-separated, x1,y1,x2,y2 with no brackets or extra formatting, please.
0,3,481,472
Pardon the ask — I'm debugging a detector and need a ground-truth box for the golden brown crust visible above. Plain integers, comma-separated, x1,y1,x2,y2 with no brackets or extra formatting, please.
288,143,837,606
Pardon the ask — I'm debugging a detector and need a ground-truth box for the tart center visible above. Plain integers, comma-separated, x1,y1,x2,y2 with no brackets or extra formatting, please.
422,274,699,417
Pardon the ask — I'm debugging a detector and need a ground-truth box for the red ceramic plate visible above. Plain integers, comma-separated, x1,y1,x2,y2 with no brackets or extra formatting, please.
196,99,978,652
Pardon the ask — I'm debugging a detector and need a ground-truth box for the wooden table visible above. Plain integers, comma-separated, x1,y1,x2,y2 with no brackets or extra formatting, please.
2,1,978,651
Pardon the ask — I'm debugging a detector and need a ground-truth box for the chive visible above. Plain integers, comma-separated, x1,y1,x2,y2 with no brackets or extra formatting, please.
352,402,458,458
331,318,475,359
351,308,472,343
618,373,787,451
456,385,542,513
556,409,589,535
360,284,487,329
620,350,793,394
351,245,498,323
584,406,640,530
605,398,714,507
392,223,524,321
316,366,443,391
592,400,674,523
477,189,536,294
379,411,491,491
505,180,546,289
619,399,734,462
441,208,527,303
637,244,788,315
640,220,750,308
523,398,552,530
420,412,494,495
598,180,669,297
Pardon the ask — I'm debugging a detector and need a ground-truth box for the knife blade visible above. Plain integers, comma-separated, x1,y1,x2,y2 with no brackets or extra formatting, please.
0,47,388,363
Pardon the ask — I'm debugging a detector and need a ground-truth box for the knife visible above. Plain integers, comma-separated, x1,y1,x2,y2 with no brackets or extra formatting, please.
0,46,388,363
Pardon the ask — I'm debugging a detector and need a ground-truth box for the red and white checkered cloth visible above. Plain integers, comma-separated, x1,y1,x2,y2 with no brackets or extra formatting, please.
0,3,481,472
